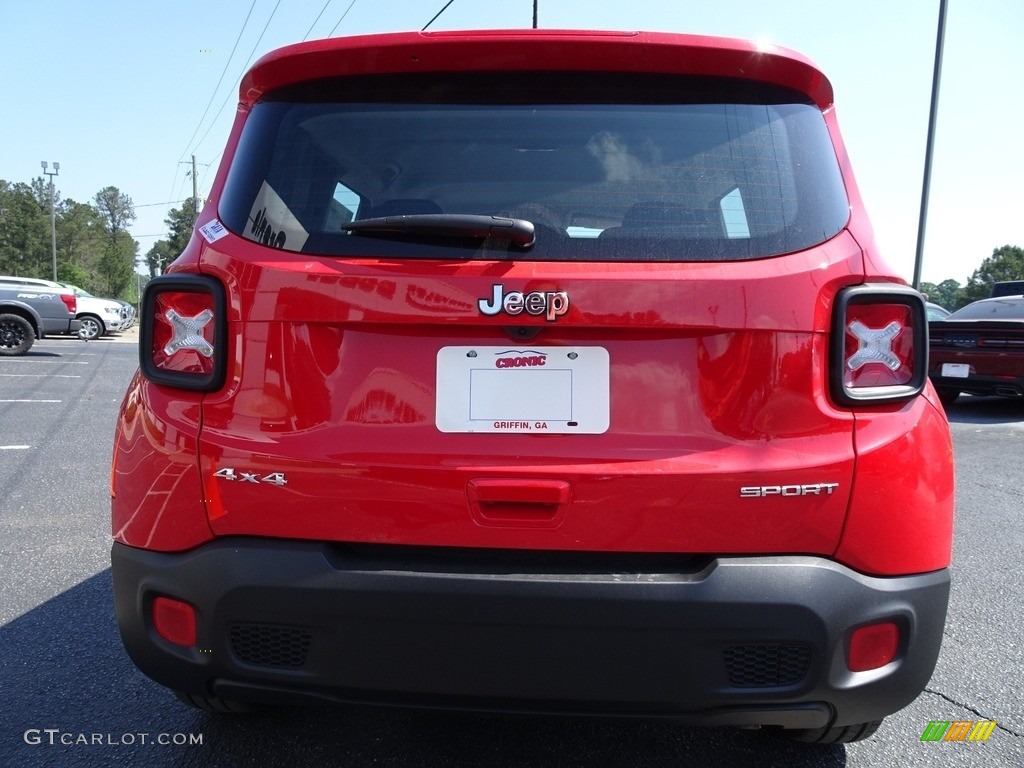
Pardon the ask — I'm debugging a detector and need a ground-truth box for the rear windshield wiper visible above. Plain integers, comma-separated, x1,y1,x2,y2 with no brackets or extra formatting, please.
340,214,535,248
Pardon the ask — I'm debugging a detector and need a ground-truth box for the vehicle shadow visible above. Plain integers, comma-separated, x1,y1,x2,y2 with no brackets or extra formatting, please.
18,348,66,358
943,394,1024,425
0,571,847,768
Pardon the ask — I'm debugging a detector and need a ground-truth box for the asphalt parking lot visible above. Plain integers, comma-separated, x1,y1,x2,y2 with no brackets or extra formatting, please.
0,332,1022,768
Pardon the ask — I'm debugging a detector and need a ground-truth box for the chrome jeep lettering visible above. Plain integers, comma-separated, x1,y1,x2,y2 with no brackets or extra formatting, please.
477,284,570,322
740,483,840,498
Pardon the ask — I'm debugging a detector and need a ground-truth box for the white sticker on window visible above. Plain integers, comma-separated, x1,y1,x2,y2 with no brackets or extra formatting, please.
721,188,751,239
198,219,229,243
246,181,309,251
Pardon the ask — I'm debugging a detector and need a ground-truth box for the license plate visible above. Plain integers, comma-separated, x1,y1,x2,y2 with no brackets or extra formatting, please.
941,363,970,379
436,346,609,433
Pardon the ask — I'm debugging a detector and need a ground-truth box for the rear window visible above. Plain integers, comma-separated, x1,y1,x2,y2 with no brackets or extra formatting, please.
220,73,849,262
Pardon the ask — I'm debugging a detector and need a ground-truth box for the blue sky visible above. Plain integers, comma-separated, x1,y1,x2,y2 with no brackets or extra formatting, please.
1,0,1021,287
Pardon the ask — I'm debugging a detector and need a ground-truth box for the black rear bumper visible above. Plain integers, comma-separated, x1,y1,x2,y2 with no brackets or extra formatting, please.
111,539,949,729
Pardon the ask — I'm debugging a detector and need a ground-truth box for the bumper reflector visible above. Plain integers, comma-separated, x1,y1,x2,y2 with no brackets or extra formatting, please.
848,621,899,672
153,596,197,647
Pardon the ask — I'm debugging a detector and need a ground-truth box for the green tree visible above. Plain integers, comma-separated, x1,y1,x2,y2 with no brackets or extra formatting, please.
165,198,197,256
919,279,963,310
0,179,50,276
960,245,1024,307
94,186,138,298
141,199,196,276
56,200,105,283
145,239,176,277
98,230,139,297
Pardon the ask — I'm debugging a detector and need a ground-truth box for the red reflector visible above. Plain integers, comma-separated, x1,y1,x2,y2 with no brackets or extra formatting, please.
848,622,899,672
843,304,915,389
152,596,197,647
151,292,216,376
59,293,77,315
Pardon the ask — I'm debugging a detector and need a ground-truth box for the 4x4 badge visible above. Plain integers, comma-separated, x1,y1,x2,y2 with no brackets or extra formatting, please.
213,467,288,486
477,284,569,322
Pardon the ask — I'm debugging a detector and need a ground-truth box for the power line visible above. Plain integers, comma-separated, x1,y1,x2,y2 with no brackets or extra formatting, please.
180,0,259,162
422,0,456,31
302,0,334,41
188,0,284,159
328,0,358,36
134,199,192,209
166,0,258,207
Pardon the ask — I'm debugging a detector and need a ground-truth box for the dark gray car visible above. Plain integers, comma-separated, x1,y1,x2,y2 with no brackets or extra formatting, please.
0,284,82,355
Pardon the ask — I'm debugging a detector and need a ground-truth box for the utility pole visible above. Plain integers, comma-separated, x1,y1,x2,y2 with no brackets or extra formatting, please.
181,156,204,225
913,0,948,290
41,161,60,281
533,0,538,28
192,154,200,225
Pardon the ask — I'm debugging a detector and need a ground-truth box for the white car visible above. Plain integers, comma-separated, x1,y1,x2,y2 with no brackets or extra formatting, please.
59,283,132,339
0,276,129,339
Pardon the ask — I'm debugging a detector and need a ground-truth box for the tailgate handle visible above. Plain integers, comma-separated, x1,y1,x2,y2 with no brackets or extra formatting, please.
467,479,570,525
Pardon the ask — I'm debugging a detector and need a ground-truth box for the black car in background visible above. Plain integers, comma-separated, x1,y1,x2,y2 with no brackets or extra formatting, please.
990,280,1024,298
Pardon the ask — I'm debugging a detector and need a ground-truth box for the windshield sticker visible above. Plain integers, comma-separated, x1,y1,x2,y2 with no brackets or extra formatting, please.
198,219,229,244
246,181,309,251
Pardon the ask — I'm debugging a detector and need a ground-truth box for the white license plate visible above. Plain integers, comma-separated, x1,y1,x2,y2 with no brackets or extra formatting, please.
436,346,609,433
941,363,970,379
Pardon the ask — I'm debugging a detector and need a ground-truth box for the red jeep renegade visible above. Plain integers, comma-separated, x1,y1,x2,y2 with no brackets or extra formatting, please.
111,30,955,743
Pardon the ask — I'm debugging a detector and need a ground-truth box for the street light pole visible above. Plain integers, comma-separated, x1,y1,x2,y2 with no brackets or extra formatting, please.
41,161,60,281
912,0,948,290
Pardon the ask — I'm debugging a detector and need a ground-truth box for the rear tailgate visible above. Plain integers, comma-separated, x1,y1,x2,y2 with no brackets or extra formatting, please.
195,232,862,555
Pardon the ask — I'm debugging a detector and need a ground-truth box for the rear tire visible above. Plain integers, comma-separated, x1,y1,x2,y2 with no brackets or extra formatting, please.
936,388,960,407
783,719,883,744
0,313,35,356
173,691,256,713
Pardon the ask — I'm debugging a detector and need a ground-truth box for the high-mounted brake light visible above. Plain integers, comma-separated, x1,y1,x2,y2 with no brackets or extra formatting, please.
830,284,927,406
140,275,226,391
59,293,77,315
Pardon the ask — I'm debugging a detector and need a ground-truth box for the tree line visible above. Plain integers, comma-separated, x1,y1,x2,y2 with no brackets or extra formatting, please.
0,177,143,299
920,245,1024,310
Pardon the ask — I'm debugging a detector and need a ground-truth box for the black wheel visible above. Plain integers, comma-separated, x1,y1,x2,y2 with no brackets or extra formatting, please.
78,314,104,340
0,313,35,356
783,719,883,744
173,691,256,713
936,388,960,407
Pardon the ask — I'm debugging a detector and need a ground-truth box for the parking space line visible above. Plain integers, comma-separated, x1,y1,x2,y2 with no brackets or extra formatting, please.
0,400,62,403
0,374,82,378
0,445,31,450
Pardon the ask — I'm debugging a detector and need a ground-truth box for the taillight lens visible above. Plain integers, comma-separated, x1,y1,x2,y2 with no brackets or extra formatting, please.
140,275,226,391
831,284,927,405
59,293,77,315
